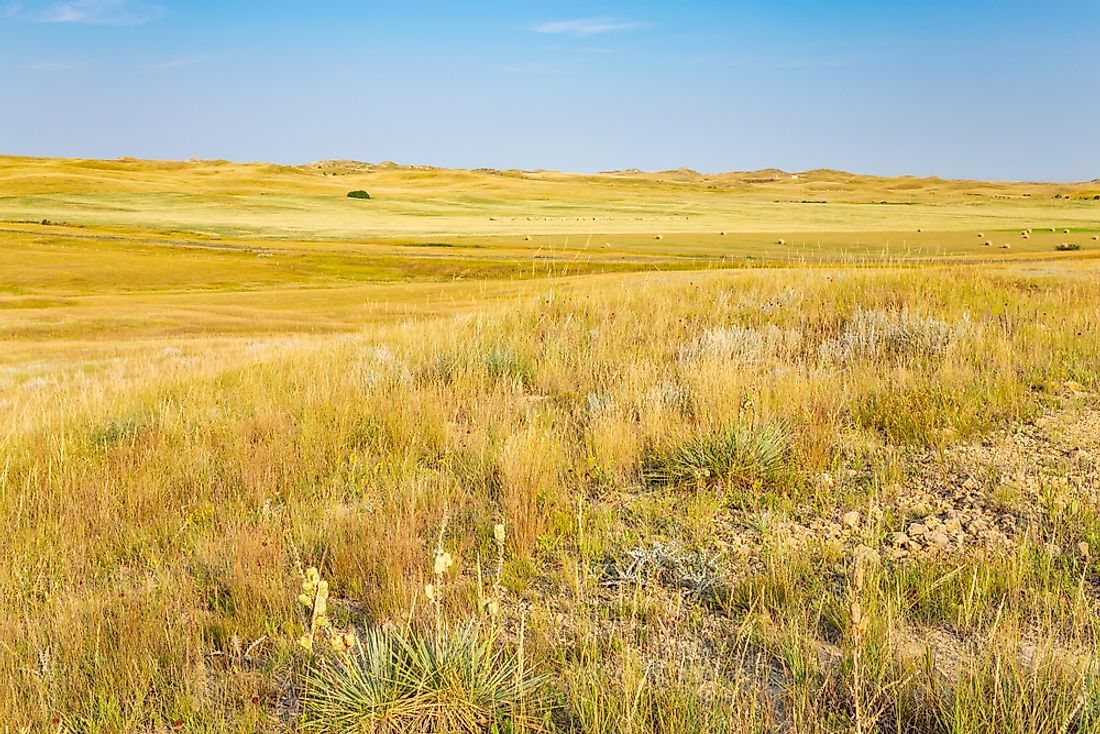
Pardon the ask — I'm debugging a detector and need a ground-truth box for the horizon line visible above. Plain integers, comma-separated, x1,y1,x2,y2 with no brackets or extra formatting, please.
0,152,1096,186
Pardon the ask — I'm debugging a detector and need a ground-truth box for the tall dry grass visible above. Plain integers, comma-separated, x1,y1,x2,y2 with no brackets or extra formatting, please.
1,264,1099,731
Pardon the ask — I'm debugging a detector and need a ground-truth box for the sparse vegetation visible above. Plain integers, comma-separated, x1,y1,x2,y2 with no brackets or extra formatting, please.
301,526,546,733
1,156,1099,732
644,421,792,491
302,623,546,733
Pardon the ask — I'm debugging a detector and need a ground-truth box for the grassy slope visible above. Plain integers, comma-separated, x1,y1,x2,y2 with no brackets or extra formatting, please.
1,156,1100,731
2,154,1099,245
2,155,1097,355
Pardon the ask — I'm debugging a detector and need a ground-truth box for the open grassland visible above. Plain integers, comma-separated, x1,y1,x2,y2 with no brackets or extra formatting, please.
3,155,1100,255
2,157,1100,732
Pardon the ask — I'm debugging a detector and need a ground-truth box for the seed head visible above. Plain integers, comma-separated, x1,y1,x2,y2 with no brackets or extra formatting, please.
433,551,454,576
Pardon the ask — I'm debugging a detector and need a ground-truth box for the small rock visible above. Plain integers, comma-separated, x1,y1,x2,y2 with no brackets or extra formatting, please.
854,545,880,564
890,532,910,546
929,531,950,547
909,523,928,537
842,511,861,529
944,517,963,534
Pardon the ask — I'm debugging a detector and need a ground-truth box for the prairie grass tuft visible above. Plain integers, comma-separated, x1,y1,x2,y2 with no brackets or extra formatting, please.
644,421,791,490
301,522,545,733
301,623,546,734
483,347,535,387
682,324,802,365
820,307,960,363
89,414,149,449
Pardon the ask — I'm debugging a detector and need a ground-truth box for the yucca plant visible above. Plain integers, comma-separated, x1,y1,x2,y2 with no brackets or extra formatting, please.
301,622,546,733
644,421,791,490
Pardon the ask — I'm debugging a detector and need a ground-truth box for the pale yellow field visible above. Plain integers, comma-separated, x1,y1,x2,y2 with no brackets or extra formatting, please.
2,157,1100,733
2,155,1097,352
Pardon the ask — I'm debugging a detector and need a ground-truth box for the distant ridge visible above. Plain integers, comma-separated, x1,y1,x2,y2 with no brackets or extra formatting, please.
0,155,1092,189
290,158,1100,187
303,159,440,173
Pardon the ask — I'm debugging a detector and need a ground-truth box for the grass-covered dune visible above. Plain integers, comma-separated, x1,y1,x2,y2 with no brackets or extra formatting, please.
2,156,1100,732
4,261,1100,731
2,154,1099,254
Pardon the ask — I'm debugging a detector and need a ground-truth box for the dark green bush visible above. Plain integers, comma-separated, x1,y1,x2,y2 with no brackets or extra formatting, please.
347,190,371,200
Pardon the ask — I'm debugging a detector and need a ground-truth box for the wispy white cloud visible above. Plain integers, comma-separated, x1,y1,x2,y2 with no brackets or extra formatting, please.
3,3,26,18
532,17,644,37
37,0,161,25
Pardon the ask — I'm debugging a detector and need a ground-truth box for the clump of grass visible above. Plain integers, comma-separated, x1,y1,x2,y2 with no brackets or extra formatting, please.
302,623,546,734
932,641,1099,734
681,324,802,365
1056,243,1082,251
89,414,148,449
820,307,960,363
562,643,771,734
301,522,546,733
422,353,460,384
644,421,791,490
483,347,535,387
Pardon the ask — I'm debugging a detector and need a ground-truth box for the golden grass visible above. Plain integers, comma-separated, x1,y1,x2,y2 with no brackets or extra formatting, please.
3,154,1098,255
2,156,1100,732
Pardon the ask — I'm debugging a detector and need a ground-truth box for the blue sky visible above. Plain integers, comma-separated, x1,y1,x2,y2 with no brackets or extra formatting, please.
1,0,1097,180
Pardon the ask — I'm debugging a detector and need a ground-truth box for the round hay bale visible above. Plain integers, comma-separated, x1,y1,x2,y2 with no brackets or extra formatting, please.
977,232,984,238
524,235,531,241
1064,228,1071,234
776,238,786,245
983,240,992,246
654,235,663,240
1000,243,1010,249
